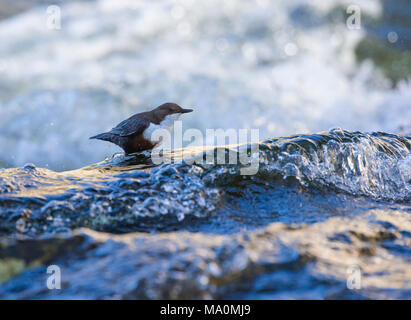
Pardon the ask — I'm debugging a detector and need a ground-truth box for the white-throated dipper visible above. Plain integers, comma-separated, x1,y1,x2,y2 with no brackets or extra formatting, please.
90,102,193,154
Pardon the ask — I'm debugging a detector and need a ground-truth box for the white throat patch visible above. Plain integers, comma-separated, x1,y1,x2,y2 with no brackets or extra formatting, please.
143,113,181,143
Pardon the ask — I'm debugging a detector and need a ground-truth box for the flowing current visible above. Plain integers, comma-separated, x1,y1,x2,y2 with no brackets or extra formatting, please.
0,130,410,299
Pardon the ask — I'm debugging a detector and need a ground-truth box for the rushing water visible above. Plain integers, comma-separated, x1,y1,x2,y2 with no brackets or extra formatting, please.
0,0,410,299
0,0,410,170
0,129,410,299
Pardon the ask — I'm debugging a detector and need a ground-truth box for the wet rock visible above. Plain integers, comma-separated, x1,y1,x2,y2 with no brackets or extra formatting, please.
0,209,409,299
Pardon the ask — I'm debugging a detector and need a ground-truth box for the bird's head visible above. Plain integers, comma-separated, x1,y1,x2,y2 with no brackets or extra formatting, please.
153,102,193,123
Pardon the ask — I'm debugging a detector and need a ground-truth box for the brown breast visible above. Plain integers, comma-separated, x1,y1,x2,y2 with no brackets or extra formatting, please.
123,133,156,154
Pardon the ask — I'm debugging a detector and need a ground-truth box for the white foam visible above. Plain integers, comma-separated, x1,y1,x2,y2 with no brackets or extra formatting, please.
0,0,409,170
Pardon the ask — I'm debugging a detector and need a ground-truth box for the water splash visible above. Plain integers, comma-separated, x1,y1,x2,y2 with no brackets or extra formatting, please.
0,130,410,238
0,0,410,170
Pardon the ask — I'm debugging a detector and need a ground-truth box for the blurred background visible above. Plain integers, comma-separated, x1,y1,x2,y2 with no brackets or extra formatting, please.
0,0,409,171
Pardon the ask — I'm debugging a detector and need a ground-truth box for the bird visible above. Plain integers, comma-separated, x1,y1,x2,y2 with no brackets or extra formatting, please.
90,102,193,154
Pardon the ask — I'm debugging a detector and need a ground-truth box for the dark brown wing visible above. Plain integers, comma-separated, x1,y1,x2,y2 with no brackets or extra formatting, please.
109,113,150,137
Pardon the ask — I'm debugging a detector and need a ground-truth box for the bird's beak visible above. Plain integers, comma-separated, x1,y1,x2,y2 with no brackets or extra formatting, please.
180,108,193,113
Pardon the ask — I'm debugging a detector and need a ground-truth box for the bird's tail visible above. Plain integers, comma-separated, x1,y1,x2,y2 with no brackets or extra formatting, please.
89,132,113,142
